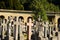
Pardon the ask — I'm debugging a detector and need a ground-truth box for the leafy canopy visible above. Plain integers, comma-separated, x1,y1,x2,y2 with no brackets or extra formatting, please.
0,0,60,21
30,0,60,21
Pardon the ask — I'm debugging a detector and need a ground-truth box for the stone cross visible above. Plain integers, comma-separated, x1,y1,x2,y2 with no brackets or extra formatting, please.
27,18,33,40
18,18,24,40
43,21,49,39
37,15,41,32
2,19,6,39
39,22,44,40
14,17,18,40
7,16,14,40
7,20,12,40
18,18,21,40
49,22,53,37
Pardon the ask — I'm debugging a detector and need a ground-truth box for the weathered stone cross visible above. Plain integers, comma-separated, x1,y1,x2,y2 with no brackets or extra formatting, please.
49,22,53,37
27,18,33,40
2,19,6,39
43,21,49,40
19,18,24,40
14,17,18,40
8,17,13,40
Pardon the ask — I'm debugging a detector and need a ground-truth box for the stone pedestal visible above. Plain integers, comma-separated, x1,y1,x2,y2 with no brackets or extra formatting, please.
53,37,57,40
9,36,14,40
43,37,48,40
58,32,60,40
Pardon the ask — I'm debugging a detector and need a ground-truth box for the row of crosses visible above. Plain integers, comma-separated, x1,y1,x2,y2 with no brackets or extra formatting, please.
0,15,59,40
0,16,34,40
31,15,58,40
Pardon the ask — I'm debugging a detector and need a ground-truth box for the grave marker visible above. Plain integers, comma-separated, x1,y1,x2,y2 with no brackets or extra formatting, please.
14,17,18,40
19,18,24,40
2,19,7,40
43,21,49,40
27,18,33,40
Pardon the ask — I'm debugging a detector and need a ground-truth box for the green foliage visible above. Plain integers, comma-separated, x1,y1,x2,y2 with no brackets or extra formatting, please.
0,0,60,10
14,4,24,10
7,0,13,9
0,0,24,10
20,0,27,4
30,0,60,21
30,0,48,21
0,1,6,9
13,0,24,10
44,3,60,12
0,0,60,21
48,0,60,9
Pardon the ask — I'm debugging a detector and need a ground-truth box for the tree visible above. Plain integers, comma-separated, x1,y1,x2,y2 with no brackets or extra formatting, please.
30,0,48,21
48,0,60,9
0,1,6,9
19,0,27,4
30,0,60,21
0,0,60,11
13,0,24,10
0,0,24,10
6,0,13,9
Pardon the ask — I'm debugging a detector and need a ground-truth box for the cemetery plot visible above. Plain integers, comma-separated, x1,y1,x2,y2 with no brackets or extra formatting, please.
0,15,60,40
